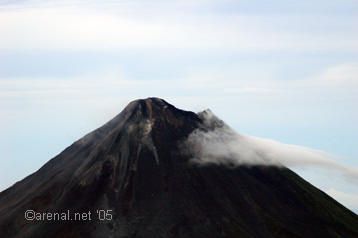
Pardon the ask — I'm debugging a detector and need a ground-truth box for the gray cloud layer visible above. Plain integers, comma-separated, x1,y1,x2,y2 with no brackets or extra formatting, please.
185,110,358,181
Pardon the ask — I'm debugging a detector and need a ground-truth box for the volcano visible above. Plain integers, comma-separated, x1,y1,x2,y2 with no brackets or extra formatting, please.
0,98,357,238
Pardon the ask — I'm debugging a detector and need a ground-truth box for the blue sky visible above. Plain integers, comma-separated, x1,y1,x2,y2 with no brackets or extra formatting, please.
0,0,357,211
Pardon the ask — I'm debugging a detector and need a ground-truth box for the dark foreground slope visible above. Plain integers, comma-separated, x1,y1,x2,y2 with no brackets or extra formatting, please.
0,98,357,238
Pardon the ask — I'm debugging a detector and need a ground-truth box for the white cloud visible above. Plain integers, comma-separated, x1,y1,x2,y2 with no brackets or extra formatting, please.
314,63,358,87
0,4,357,51
0,61,357,108
184,110,358,181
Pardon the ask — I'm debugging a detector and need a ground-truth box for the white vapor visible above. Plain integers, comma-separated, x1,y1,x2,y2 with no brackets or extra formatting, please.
185,110,358,181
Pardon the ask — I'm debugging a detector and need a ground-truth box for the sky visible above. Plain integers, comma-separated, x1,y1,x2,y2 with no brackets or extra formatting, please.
0,0,357,212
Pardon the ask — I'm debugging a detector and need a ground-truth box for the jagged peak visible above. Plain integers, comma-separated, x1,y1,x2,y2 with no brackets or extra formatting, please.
197,108,226,129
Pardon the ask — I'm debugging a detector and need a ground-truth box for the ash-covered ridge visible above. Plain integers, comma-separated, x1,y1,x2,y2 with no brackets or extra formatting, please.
0,97,357,238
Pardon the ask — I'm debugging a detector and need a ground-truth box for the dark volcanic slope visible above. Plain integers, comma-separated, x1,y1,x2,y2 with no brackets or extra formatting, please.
0,98,357,238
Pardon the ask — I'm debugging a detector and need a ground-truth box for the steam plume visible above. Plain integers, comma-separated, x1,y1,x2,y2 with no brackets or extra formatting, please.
185,110,358,181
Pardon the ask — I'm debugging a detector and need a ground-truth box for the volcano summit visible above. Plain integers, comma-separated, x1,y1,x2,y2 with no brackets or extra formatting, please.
0,98,357,238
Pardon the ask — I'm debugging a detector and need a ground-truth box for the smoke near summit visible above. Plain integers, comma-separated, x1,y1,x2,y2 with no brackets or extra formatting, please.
185,110,358,182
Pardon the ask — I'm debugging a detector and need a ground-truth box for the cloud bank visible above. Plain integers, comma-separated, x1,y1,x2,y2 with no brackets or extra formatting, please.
185,110,358,182
0,1,357,52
